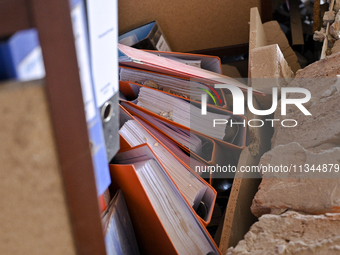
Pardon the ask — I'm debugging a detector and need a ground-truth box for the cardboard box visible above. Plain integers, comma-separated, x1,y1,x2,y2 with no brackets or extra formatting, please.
118,0,263,52
119,21,171,51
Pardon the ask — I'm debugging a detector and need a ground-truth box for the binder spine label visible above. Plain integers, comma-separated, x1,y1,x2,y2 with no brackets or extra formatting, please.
17,46,45,81
70,0,111,195
156,35,171,52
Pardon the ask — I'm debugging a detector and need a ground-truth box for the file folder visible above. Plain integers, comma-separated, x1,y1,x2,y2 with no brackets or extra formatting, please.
0,28,45,81
86,0,120,161
70,0,111,195
119,69,226,107
102,189,140,255
120,100,221,166
110,144,221,255
144,50,223,74
119,83,247,150
118,105,217,225
118,21,172,51
118,43,263,95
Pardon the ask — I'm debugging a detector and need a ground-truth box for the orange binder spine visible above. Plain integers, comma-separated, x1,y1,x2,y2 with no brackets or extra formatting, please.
120,100,247,151
109,163,177,255
119,67,228,108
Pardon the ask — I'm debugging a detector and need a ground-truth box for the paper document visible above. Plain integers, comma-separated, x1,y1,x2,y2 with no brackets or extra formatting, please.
137,87,230,140
119,67,209,101
120,119,207,208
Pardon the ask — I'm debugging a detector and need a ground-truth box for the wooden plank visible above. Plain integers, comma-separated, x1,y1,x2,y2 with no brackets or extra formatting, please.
219,149,262,252
313,0,321,32
249,7,268,53
218,9,275,252
218,96,273,253
0,0,33,37
248,7,268,81
321,22,330,59
30,1,107,254
289,0,304,45
0,80,77,255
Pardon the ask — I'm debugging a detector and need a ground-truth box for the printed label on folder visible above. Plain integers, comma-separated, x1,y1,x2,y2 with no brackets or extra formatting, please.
17,46,45,81
156,35,171,52
71,4,96,121
70,1,111,195
87,0,119,107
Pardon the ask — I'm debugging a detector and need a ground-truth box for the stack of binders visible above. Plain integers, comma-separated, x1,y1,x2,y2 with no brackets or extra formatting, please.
110,44,262,254
117,44,251,177
118,106,216,226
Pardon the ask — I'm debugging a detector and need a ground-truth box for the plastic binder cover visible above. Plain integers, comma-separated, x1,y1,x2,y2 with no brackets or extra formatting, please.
110,144,221,255
0,28,45,81
70,0,111,195
118,43,263,95
118,21,172,51
86,0,120,161
102,189,140,255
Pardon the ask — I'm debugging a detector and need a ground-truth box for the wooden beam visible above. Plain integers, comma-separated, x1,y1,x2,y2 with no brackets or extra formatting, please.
0,0,33,38
248,7,268,80
219,98,274,253
249,7,268,53
289,0,304,45
29,1,107,254
313,0,321,32
261,0,273,23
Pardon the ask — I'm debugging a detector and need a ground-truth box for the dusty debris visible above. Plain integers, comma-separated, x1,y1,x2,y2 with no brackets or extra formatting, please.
271,86,340,150
271,52,340,151
251,142,340,217
143,80,159,89
332,38,340,53
227,211,340,255
330,11,340,39
248,128,260,157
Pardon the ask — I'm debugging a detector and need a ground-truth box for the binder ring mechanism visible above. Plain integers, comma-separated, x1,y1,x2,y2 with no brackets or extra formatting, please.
196,201,208,220
101,101,114,122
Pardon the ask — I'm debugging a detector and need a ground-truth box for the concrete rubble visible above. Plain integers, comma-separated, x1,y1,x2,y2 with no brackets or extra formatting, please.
331,39,340,54
271,52,340,151
228,41,340,255
227,211,340,255
251,142,340,217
